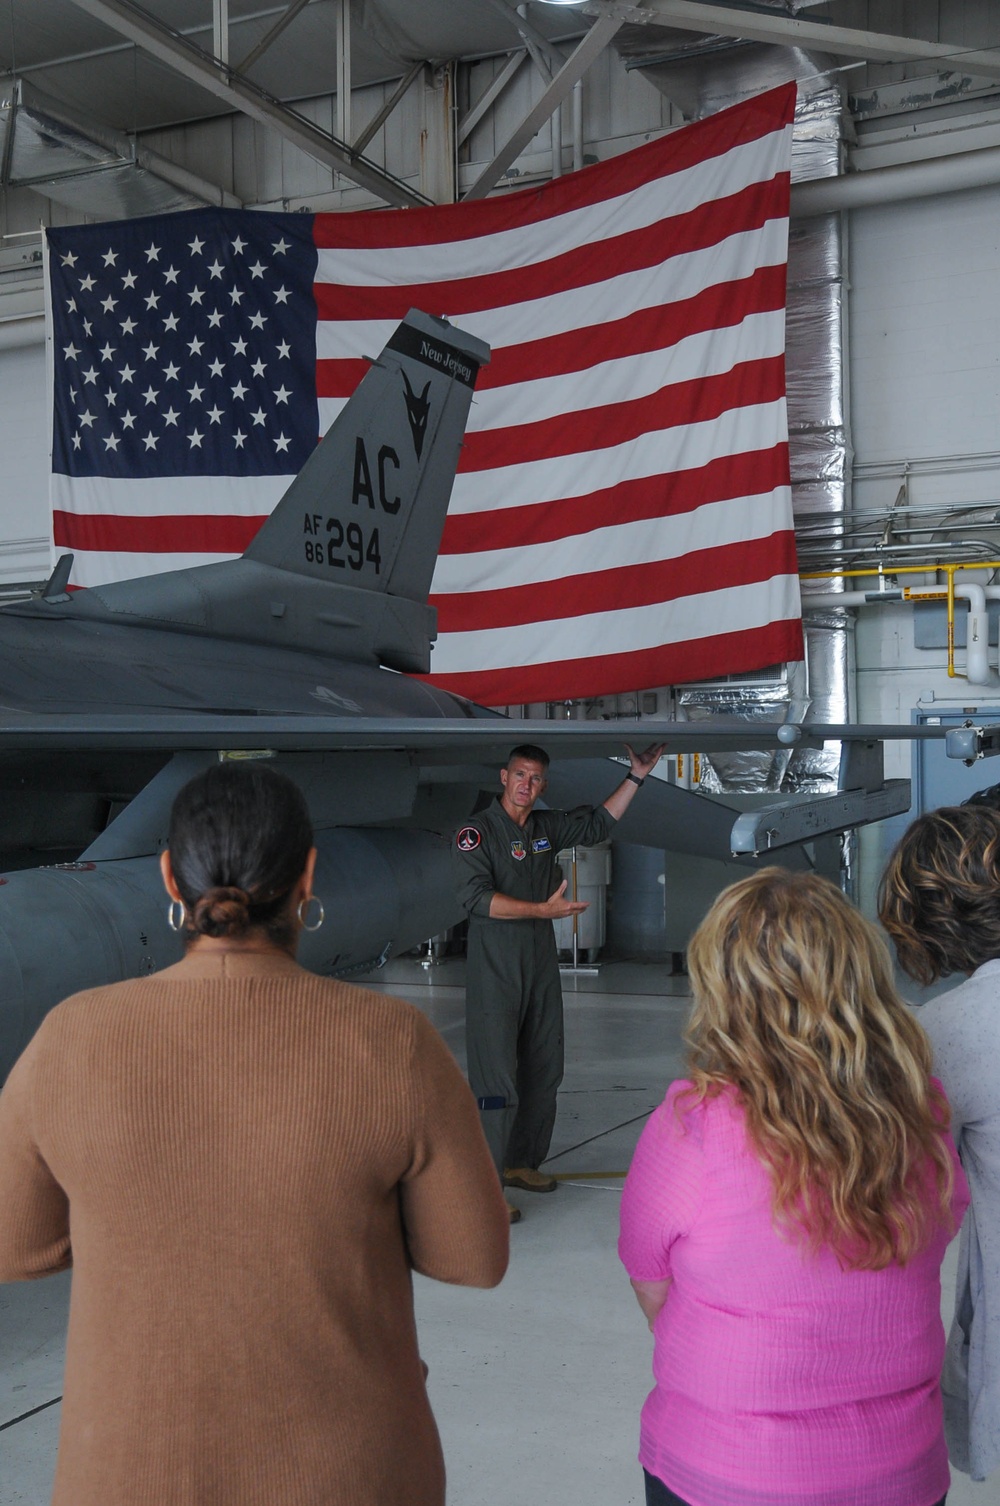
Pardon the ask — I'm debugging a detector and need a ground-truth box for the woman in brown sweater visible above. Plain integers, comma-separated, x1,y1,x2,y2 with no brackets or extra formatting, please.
0,761,509,1506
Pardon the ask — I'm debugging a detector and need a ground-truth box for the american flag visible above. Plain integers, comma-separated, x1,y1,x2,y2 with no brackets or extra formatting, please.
45,82,802,706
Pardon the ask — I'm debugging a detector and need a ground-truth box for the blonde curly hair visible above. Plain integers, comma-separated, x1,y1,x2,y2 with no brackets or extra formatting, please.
684,868,956,1270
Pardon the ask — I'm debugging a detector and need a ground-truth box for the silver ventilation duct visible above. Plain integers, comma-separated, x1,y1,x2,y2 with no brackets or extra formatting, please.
0,80,241,218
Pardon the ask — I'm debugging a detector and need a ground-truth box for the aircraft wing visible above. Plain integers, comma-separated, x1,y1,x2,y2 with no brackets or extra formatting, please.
0,713,990,868
0,712,984,758
540,757,809,866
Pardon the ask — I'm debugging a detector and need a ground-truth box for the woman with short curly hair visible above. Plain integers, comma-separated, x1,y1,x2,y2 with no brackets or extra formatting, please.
620,867,968,1506
880,804,1000,1485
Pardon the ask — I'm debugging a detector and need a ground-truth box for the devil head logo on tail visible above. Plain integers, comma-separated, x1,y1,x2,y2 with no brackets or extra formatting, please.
401,370,432,460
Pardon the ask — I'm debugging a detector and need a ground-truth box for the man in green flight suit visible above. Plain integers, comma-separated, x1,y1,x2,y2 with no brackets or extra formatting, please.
454,742,664,1223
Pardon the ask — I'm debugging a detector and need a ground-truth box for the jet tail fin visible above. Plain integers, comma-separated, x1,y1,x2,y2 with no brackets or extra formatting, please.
18,312,489,676
244,309,489,603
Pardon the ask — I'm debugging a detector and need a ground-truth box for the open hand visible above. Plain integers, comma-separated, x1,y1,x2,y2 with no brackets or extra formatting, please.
625,742,666,779
541,880,589,919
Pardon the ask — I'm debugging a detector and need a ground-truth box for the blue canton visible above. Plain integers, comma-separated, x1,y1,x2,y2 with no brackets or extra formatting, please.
47,209,319,480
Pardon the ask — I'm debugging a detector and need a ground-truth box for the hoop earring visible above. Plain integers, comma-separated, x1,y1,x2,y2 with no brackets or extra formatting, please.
297,895,325,932
167,899,186,933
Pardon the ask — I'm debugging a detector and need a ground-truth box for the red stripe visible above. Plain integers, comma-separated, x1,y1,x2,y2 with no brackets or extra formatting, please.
483,262,786,390
440,445,790,555
432,533,799,633
315,262,788,400
316,355,372,400
53,511,266,554
458,354,786,473
313,176,789,324
312,84,796,249
420,617,805,707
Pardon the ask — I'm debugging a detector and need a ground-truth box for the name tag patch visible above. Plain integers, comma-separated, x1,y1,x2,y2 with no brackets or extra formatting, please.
531,838,551,853
510,840,526,860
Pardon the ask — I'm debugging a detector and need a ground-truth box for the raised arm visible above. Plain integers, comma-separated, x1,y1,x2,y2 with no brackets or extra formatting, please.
602,743,667,822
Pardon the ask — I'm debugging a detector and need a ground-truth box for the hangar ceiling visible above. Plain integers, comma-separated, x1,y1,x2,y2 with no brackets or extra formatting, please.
2,1,1000,215
2,0,584,136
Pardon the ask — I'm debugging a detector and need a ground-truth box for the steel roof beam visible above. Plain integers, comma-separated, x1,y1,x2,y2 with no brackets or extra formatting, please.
1,3,313,79
464,13,622,200
236,0,312,74
65,0,431,207
586,0,1000,83
351,59,425,157
479,0,568,78
457,48,528,148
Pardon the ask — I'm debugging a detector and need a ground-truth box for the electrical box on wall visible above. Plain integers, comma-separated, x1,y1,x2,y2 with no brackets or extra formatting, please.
913,600,1000,649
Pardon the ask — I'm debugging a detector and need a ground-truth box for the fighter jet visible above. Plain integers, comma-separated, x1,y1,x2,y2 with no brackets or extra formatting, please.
0,310,497,1074
0,308,986,1079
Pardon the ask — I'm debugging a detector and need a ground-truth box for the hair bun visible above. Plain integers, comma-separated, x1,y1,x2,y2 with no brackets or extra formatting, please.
192,886,252,938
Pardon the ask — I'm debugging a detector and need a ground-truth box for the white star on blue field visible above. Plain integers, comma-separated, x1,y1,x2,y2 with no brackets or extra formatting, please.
48,210,319,479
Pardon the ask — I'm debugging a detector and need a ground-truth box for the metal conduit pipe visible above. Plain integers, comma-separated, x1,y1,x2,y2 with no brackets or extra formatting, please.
0,314,44,351
803,585,992,684
791,143,1000,219
803,592,902,608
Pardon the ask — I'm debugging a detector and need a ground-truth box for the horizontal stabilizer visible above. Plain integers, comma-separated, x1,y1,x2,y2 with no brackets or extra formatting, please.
543,759,811,870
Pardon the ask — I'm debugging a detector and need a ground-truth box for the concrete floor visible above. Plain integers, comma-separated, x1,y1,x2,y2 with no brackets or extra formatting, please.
2,958,998,1505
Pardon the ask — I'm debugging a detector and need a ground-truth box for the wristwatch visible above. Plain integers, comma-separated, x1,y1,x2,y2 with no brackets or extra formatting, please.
626,772,645,788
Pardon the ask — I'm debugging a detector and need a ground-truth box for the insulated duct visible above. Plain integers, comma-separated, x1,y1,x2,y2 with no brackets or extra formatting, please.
619,37,850,797
0,79,241,218
791,143,1000,218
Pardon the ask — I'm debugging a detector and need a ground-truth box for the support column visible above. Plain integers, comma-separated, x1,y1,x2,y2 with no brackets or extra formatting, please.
420,62,456,204
336,0,351,148
213,0,229,65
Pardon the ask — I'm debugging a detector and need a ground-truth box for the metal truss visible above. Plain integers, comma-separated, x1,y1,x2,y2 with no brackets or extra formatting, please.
464,12,623,200
581,0,1000,84
66,0,432,208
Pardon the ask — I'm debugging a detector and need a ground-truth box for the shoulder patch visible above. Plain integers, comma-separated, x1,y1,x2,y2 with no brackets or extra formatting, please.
456,826,481,852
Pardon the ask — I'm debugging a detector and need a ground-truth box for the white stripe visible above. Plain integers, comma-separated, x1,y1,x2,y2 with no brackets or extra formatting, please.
430,488,792,595
56,402,788,538
321,302,788,441
314,219,789,363
431,575,802,675
66,549,237,587
51,472,292,518
469,309,786,434
318,396,348,433
447,397,788,514
47,102,797,684
314,126,792,286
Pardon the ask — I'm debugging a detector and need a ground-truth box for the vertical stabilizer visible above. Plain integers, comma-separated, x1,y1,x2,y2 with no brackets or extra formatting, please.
244,310,490,603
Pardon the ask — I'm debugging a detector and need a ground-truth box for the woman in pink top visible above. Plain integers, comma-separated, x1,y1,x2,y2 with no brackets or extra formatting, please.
619,868,969,1506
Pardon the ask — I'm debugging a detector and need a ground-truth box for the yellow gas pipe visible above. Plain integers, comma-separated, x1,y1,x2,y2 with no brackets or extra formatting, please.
799,562,1000,680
